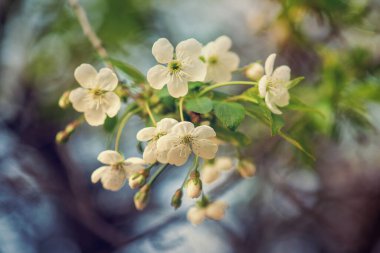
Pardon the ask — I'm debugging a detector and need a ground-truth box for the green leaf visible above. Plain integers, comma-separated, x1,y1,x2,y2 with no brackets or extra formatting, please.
245,103,272,126
189,81,205,90
213,125,251,146
286,76,304,89
185,97,213,114
279,131,315,161
214,101,245,130
287,96,325,117
108,58,146,83
104,115,118,133
271,114,284,136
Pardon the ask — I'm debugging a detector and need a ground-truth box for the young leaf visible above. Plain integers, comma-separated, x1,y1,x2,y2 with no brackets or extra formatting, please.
271,114,284,136
286,76,304,89
279,131,315,160
213,125,251,146
214,101,245,130
287,96,324,117
185,97,213,114
189,81,205,90
108,58,146,83
104,115,118,133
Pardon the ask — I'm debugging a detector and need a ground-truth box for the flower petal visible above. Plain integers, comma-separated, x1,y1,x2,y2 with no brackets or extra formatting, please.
69,88,89,112
171,121,195,135
143,141,157,164
97,150,124,165
84,108,107,126
167,76,188,98
206,201,228,221
215,157,234,171
191,139,218,160
201,164,221,184
214,35,232,52
272,65,291,83
74,64,97,88
176,38,202,61
265,93,282,114
100,168,127,191
265,53,276,76
156,149,169,164
258,75,268,98
192,125,216,139
96,68,118,91
152,38,174,64
91,166,108,183
156,118,178,132
167,144,191,166
125,157,146,165
147,65,170,90
219,52,240,71
272,88,290,107
187,207,206,225
103,92,121,117
182,59,207,82
137,127,156,141
156,134,179,152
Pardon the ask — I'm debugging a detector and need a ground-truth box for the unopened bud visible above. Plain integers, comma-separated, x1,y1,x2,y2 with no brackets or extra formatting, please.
205,201,228,221
129,171,146,189
58,91,71,109
55,119,82,144
186,171,202,198
171,189,183,209
238,160,256,178
134,185,150,211
245,63,264,81
55,131,69,144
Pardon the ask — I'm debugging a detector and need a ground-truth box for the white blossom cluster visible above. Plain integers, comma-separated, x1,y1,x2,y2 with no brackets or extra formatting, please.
58,34,299,226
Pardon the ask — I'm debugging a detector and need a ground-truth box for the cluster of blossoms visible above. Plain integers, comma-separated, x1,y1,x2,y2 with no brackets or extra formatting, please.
57,35,300,226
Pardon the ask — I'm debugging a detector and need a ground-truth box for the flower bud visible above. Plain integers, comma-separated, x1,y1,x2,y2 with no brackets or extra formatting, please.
186,171,202,199
245,63,264,81
58,91,71,109
238,160,256,178
205,201,228,221
55,130,69,144
171,189,183,209
128,171,146,189
201,164,220,184
134,185,150,211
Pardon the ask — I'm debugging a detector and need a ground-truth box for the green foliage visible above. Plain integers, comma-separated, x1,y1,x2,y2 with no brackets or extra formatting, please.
104,115,118,133
108,58,146,83
214,101,245,130
185,97,213,114
286,77,304,89
213,125,251,146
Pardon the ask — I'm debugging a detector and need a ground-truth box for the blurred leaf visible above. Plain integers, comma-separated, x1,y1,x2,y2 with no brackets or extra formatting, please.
185,97,213,114
189,81,205,90
214,101,245,130
104,115,118,133
214,125,251,146
271,114,284,136
286,76,304,89
108,58,146,83
287,96,325,117
279,131,315,161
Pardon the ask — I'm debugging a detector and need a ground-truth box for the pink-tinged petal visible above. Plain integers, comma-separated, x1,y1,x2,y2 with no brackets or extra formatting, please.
187,207,206,225
167,144,192,166
272,65,291,83
97,150,124,165
136,127,156,141
152,38,174,64
191,139,218,160
103,92,121,117
147,65,170,90
176,38,203,61
265,54,276,76
258,75,268,98
69,88,90,112
96,68,118,91
84,107,107,126
74,64,97,88
192,125,216,139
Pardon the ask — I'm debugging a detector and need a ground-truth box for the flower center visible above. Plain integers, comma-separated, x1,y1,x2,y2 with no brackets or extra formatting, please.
90,88,106,96
168,60,182,74
208,56,218,65
153,131,167,141
181,135,193,145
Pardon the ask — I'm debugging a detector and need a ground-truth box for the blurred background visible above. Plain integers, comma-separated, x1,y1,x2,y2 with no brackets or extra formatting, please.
1,0,380,252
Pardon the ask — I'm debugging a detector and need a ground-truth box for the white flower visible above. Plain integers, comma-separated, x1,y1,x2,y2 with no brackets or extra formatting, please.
147,38,207,98
91,150,146,191
136,118,178,164
201,156,234,184
258,54,291,114
202,35,240,83
186,177,202,198
187,200,228,225
157,122,218,166
245,62,264,81
69,64,121,126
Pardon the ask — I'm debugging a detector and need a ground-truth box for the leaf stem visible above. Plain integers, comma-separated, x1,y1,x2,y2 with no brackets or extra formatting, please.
144,101,157,126
199,81,257,96
114,105,141,152
179,96,185,121
147,163,169,186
